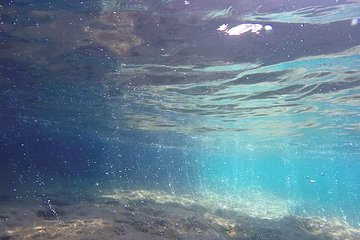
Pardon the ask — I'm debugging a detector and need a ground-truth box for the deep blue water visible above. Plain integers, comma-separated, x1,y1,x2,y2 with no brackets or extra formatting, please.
1,0,360,231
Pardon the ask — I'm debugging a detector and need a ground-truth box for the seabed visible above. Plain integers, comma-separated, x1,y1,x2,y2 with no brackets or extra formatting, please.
1,189,359,240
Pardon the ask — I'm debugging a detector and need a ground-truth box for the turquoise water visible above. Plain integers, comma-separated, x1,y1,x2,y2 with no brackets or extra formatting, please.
0,0,360,237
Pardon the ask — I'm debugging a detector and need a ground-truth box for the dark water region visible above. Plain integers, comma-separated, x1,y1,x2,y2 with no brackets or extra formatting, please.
1,0,360,239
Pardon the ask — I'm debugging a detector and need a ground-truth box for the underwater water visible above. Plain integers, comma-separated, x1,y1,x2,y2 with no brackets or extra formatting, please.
1,0,360,239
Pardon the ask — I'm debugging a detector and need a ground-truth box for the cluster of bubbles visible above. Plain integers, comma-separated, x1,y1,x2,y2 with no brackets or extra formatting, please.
217,23,273,36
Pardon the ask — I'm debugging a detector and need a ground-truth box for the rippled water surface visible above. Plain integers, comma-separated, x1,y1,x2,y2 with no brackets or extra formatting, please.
0,0,360,238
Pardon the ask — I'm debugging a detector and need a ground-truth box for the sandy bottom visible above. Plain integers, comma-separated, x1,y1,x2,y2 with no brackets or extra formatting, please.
0,189,359,240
